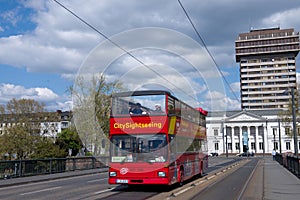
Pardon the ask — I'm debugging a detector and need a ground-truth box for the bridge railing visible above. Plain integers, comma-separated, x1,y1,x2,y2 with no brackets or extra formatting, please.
275,153,299,178
0,156,109,179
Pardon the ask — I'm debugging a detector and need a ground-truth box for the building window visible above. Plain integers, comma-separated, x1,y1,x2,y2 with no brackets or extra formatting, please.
251,142,256,150
258,126,264,136
235,142,240,150
285,127,290,135
259,142,263,150
228,143,232,150
286,142,291,150
274,142,278,150
214,143,219,151
213,129,218,136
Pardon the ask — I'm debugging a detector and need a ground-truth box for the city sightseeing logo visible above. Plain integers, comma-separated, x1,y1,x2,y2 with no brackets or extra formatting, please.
113,122,162,130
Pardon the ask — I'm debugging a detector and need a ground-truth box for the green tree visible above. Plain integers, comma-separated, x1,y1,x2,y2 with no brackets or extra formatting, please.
56,127,83,156
30,137,66,159
0,98,66,159
0,125,37,159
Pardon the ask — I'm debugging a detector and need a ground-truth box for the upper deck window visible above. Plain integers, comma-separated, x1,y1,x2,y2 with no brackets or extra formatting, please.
112,94,166,116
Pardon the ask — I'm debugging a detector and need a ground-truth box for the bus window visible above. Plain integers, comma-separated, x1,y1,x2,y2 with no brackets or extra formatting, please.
110,134,168,163
175,100,181,116
112,95,166,116
168,96,175,115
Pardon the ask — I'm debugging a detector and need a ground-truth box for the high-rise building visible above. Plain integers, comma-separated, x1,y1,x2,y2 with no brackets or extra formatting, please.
235,27,300,110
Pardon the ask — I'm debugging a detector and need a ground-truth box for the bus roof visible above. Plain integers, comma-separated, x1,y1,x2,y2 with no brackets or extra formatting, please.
111,90,174,98
111,90,207,115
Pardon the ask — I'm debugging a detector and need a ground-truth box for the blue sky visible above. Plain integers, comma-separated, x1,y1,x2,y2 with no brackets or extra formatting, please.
1,0,300,111
0,1,36,37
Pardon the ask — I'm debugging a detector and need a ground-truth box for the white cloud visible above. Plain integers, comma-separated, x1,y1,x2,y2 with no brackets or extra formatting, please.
230,82,240,92
204,90,240,111
262,7,300,29
0,83,71,111
1,0,300,112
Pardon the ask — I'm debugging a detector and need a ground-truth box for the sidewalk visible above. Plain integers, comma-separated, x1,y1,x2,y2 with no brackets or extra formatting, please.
0,168,107,188
263,156,300,200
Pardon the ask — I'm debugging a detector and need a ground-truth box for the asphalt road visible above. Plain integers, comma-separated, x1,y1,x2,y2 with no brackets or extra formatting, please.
190,158,259,200
0,173,112,200
0,156,243,200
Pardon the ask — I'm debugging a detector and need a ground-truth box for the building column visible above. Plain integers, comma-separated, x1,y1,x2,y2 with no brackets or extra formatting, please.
264,123,268,155
255,126,259,153
239,126,243,152
231,126,235,153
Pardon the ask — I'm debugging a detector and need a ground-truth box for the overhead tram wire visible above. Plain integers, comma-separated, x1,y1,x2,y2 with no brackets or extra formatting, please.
52,0,205,107
177,0,240,103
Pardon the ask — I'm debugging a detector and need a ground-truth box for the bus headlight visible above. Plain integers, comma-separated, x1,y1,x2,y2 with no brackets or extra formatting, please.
158,171,166,177
109,171,117,177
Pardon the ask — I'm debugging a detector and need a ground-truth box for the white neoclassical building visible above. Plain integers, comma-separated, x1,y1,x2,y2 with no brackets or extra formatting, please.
206,109,299,155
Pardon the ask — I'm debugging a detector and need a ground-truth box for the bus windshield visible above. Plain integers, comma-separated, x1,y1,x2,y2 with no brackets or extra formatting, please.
111,94,166,116
110,134,168,163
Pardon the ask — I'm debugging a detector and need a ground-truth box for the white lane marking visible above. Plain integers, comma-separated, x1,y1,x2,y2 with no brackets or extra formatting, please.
206,175,216,180
194,179,206,186
87,178,108,183
94,187,116,194
0,173,102,190
20,186,62,195
171,186,193,197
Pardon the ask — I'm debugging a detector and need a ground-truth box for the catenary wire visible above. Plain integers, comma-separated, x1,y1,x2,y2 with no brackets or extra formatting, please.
177,0,240,103
52,0,206,107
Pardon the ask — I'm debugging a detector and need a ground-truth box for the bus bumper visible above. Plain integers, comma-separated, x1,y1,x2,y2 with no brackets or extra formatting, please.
109,177,170,185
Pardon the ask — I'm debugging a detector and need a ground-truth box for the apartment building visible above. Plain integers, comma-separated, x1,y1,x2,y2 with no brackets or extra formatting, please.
0,110,72,138
235,27,300,110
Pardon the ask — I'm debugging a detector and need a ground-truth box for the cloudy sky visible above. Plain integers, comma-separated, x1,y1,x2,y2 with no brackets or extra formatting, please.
1,0,300,112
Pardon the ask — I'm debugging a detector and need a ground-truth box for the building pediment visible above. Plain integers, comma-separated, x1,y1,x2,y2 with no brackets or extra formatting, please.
226,110,265,122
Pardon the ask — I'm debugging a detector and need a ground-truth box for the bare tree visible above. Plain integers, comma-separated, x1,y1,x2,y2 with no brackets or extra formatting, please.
278,87,300,137
71,73,122,156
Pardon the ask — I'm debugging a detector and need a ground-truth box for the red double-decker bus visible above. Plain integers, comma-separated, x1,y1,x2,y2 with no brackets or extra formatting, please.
108,90,208,185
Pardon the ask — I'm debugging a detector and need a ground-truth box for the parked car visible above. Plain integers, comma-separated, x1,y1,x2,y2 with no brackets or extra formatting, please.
236,151,254,157
209,152,219,157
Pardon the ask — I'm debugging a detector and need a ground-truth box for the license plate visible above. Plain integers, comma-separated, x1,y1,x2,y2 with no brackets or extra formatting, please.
116,179,128,183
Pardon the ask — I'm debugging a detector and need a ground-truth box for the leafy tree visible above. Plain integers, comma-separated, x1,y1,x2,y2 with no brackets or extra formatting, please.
56,127,83,156
0,125,37,160
0,98,66,159
30,137,67,159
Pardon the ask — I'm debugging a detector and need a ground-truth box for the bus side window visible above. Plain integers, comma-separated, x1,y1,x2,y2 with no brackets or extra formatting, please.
168,97,175,115
175,100,181,116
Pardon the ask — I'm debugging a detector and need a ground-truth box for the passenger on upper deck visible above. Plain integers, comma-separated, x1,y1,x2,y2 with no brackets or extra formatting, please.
155,104,162,111
153,104,164,114
129,103,143,114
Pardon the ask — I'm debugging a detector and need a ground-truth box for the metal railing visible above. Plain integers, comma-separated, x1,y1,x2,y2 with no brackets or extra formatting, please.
275,154,299,178
0,156,109,179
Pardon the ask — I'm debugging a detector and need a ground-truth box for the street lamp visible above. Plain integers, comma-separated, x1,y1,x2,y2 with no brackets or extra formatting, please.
225,130,228,157
291,87,298,157
278,119,282,154
273,128,276,151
